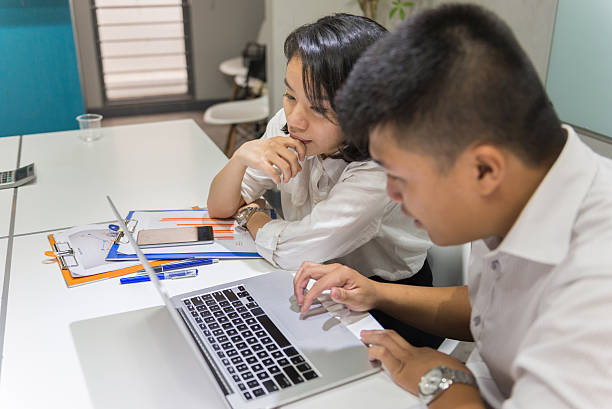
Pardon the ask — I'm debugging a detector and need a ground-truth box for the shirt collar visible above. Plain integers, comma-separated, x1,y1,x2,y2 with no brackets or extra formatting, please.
496,125,598,265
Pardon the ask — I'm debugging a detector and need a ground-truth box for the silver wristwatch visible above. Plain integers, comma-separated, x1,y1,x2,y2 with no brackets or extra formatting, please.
235,206,268,228
418,366,477,405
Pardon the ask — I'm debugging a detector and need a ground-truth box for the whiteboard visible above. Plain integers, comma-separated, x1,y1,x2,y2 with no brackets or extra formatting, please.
545,0,612,139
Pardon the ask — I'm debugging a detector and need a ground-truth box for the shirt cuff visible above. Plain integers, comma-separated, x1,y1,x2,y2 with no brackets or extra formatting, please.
254,219,289,268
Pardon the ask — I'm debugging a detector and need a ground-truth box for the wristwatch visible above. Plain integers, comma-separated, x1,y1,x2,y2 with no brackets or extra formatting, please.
418,366,477,405
235,206,268,228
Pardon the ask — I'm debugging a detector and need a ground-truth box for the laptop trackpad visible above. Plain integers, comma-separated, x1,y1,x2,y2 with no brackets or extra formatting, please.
70,306,227,409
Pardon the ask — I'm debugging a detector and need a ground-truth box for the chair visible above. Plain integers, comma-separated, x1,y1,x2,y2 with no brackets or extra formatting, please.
428,243,471,356
204,43,268,156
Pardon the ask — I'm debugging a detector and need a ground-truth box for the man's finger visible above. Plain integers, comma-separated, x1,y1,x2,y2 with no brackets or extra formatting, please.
366,344,403,375
361,330,413,359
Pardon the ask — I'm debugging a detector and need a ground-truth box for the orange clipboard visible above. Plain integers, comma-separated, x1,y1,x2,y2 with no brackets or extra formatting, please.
46,234,174,287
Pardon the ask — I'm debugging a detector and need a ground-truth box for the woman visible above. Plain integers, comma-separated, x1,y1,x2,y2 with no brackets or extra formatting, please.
208,14,439,347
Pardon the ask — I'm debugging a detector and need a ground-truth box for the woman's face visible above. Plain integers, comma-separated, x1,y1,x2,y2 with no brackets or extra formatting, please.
282,57,344,157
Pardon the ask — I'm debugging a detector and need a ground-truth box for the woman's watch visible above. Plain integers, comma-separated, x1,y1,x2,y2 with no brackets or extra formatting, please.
418,366,477,405
235,206,268,228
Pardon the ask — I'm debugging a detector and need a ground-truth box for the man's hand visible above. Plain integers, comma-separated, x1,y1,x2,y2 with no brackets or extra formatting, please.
293,261,379,314
233,136,306,184
361,329,471,396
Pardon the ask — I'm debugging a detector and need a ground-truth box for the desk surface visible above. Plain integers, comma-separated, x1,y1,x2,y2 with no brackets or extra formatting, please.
0,136,19,237
15,120,226,235
0,121,421,409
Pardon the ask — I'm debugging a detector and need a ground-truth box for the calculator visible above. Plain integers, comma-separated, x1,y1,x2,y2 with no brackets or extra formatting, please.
0,163,36,189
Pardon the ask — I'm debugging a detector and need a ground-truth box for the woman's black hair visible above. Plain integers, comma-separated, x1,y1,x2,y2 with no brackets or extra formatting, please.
281,13,387,162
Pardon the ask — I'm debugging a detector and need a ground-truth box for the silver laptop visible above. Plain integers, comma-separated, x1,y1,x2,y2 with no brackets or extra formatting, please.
106,196,379,408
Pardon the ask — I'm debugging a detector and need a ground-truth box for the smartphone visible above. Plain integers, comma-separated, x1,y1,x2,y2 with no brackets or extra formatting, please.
136,226,214,248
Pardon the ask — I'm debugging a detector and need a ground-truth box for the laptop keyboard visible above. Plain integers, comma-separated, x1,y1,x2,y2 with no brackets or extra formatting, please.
182,284,319,401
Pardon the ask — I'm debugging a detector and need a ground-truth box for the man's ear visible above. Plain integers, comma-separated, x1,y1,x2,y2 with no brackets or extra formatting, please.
470,144,505,196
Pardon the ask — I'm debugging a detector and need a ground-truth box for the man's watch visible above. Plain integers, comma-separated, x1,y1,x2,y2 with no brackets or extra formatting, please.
418,366,477,405
235,206,268,228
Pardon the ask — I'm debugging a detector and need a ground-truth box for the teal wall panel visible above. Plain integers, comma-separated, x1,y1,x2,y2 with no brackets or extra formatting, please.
0,0,84,137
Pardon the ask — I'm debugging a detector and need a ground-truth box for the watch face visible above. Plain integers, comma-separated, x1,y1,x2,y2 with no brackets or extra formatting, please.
419,367,443,396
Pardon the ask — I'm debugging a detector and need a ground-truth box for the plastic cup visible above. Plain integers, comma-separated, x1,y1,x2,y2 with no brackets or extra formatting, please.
76,114,103,142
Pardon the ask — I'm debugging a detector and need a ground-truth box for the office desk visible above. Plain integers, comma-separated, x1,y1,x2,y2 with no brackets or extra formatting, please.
0,121,420,409
0,135,20,237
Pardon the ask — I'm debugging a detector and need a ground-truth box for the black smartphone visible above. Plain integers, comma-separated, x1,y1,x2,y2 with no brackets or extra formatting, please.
136,226,214,248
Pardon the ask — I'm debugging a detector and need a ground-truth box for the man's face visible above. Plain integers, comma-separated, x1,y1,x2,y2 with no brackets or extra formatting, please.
369,124,479,246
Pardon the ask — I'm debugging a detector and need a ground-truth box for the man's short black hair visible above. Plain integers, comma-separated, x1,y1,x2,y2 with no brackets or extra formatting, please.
336,4,566,168
283,13,387,162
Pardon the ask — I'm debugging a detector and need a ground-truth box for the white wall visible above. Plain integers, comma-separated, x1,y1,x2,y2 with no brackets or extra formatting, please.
264,0,558,113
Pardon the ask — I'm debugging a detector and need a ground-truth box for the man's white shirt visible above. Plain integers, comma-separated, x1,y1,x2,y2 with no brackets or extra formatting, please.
467,125,612,408
240,109,431,280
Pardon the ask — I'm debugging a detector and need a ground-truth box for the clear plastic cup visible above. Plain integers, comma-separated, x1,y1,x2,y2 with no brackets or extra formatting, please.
76,114,103,142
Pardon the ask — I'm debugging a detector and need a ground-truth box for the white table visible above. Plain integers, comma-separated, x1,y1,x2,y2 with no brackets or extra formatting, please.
0,135,20,237
0,121,421,409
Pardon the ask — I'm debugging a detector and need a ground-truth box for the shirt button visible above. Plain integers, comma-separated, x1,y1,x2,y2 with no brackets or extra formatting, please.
473,315,481,326
490,260,500,271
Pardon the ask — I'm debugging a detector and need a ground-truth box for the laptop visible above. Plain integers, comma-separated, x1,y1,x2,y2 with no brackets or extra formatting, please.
106,196,379,408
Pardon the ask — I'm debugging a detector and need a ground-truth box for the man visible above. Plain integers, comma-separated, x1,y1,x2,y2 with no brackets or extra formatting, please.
293,4,612,408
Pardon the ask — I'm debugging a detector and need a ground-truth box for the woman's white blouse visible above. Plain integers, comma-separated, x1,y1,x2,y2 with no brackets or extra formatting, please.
240,109,431,280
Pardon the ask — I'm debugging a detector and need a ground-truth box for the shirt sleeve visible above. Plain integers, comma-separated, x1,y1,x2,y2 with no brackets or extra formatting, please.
254,161,393,270
240,109,285,204
501,273,612,409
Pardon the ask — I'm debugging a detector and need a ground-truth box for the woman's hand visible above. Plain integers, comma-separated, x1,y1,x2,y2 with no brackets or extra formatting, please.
293,261,379,314
233,136,306,184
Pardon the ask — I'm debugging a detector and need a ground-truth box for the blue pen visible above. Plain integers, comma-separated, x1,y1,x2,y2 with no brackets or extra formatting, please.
120,268,198,284
136,258,218,274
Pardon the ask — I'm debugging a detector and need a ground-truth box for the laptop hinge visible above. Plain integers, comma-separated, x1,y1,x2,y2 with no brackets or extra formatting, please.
177,307,233,396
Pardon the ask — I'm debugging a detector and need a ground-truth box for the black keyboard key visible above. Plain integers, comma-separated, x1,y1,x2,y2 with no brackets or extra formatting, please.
213,329,223,336
246,356,257,364
269,366,280,374
263,379,278,393
247,296,254,302
291,355,305,365
212,344,220,351
257,315,290,348
228,312,238,319
266,344,278,352
253,388,266,397
222,358,230,366
184,299,192,306
232,301,243,308
191,312,199,318
199,324,206,330
238,383,246,391
246,302,259,309
222,323,233,330
262,358,274,366
227,349,238,357
208,336,215,343
213,311,224,318
272,351,283,359
251,307,265,316
231,335,242,343
209,323,220,330
296,363,311,372
257,351,269,359
274,374,291,389
231,357,243,364
218,317,229,323
241,349,253,357
250,324,262,331
261,337,272,345
226,329,238,336
227,366,235,374
303,370,318,380
221,342,233,350
233,375,241,382
243,391,252,400
237,364,248,372
257,372,270,380
195,317,203,324
282,366,304,384
241,372,254,380
210,305,220,312
236,342,248,350
237,324,248,331
252,344,264,352
284,347,299,357
237,291,249,297
203,329,211,336
241,312,253,319
196,305,207,311
204,317,215,324
237,306,248,313
247,380,259,388
200,311,211,317
187,305,194,311
246,337,257,345
241,330,253,338
232,318,243,325
217,335,228,343
255,330,266,338
205,300,216,306
219,301,230,307
238,285,245,291
278,358,289,367
213,291,226,302
217,351,225,358
191,297,203,306
223,289,239,302
251,364,263,372
203,294,213,300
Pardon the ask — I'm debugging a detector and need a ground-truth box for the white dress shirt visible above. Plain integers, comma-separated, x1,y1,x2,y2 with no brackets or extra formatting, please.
240,109,431,279
466,125,612,408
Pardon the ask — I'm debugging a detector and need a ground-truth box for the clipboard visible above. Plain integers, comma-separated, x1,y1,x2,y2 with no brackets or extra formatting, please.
47,234,175,287
106,209,267,261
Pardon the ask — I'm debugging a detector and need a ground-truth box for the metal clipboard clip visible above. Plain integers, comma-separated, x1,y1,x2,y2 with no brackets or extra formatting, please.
50,242,79,270
113,218,138,245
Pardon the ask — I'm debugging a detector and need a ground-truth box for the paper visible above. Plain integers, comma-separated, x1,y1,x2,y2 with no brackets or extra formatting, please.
52,224,140,277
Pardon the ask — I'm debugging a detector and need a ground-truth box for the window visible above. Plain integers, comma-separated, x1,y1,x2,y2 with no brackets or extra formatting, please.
91,0,193,103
